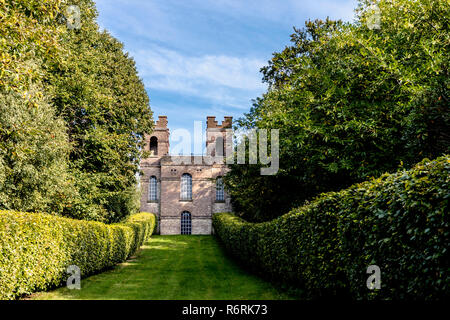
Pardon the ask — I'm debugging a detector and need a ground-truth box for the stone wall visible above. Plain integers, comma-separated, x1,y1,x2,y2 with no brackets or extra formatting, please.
140,116,233,235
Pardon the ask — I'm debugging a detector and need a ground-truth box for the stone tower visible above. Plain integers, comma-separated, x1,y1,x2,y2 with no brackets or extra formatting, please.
206,116,233,158
145,116,169,157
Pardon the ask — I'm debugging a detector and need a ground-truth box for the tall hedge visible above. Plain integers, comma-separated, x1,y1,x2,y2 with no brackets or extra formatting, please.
0,211,156,300
213,156,449,300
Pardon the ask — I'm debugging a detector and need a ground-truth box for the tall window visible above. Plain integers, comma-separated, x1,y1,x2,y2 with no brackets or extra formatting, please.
149,176,158,201
181,211,192,235
216,177,225,202
215,136,224,157
180,173,192,200
150,136,158,156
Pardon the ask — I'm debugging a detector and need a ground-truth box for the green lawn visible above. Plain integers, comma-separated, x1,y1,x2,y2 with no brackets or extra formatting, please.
31,235,293,300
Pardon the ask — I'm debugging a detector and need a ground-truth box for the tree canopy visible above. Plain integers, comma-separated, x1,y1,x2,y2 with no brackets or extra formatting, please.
1,0,153,222
225,0,449,222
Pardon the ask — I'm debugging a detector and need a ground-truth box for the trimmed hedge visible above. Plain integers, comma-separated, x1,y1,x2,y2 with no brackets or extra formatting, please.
213,156,449,300
0,211,156,300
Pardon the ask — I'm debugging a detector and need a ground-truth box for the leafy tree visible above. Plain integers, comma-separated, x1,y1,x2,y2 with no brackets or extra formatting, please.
48,0,153,222
1,0,153,222
0,0,74,214
225,0,449,222
0,88,74,214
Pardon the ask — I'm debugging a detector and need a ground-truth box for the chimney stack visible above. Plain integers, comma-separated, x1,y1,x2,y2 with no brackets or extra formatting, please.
156,116,168,128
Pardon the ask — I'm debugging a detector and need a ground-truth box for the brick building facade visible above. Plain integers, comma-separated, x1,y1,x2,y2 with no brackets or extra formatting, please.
140,116,233,235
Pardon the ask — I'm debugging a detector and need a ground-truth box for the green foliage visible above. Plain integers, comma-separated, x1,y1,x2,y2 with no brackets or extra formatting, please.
0,88,75,214
0,210,156,300
225,0,449,221
214,156,449,300
0,0,64,93
0,0,74,214
1,0,153,221
48,0,153,222
46,0,153,222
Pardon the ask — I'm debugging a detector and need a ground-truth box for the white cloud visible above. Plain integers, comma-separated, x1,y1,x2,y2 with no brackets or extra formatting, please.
94,0,357,110
132,46,266,109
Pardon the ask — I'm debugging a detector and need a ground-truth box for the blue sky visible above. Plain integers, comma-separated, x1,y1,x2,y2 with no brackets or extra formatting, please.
94,0,358,152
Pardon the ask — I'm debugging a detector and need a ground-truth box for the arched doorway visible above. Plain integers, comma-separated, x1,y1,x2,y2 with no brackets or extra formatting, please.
181,211,192,235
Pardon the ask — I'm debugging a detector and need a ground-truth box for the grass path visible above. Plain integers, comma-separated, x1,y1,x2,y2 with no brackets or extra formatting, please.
31,235,293,300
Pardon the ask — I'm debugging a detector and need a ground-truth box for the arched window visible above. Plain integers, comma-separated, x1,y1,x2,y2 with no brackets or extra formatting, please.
216,177,225,202
180,173,192,200
149,176,158,201
181,211,192,235
150,136,158,156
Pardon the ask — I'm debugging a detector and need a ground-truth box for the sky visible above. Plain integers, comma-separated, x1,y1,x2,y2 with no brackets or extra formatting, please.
94,0,358,153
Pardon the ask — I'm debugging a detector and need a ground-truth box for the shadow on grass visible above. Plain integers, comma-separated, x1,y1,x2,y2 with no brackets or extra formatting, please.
30,235,296,300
